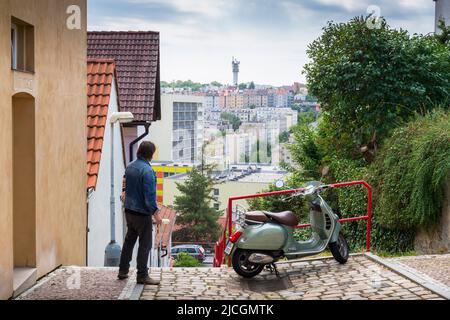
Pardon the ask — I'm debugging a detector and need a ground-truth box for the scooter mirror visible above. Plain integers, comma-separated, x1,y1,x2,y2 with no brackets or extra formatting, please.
275,180,285,188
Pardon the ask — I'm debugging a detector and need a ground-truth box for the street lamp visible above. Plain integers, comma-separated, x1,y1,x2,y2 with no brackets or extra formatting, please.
105,112,134,267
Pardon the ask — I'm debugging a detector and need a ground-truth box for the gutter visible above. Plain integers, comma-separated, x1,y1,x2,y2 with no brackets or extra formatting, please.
86,187,94,266
87,187,95,201
128,122,151,162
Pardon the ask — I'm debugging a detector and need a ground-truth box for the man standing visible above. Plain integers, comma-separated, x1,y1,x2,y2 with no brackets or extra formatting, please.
118,141,162,285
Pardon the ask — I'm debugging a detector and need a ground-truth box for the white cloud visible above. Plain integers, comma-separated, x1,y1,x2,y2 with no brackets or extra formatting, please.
316,0,369,12
125,0,233,19
396,0,431,11
88,0,436,85
281,1,319,21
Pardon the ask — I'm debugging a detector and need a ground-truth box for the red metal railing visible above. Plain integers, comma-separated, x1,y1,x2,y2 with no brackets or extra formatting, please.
213,180,372,267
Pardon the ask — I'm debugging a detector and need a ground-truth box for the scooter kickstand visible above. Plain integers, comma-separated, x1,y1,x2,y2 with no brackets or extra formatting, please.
271,263,280,277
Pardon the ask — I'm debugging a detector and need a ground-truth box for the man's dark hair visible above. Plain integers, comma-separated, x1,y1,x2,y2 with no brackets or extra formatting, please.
137,141,156,161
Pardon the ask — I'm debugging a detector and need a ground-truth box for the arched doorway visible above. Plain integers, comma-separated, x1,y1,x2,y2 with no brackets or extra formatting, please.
12,93,36,294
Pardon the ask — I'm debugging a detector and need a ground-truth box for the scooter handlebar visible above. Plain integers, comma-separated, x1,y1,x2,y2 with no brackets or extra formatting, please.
283,184,330,201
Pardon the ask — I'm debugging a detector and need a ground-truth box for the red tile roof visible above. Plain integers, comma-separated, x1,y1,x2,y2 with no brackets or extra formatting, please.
217,216,228,232
87,59,116,189
172,216,232,234
154,205,177,249
87,31,161,122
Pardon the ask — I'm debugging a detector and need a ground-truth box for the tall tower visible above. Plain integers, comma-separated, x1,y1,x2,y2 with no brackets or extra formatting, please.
232,57,240,86
434,0,450,34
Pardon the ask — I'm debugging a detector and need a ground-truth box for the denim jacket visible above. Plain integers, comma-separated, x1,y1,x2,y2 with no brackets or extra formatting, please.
124,157,158,216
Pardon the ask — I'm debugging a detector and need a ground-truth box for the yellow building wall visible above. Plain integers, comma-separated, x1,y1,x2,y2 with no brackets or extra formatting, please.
153,165,193,203
0,0,87,299
163,177,271,213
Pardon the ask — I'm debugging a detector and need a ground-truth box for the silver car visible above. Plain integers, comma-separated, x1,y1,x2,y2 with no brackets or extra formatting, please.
171,244,205,262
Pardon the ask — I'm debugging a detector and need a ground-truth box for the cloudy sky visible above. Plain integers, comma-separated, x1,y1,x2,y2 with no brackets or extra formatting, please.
88,0,436,86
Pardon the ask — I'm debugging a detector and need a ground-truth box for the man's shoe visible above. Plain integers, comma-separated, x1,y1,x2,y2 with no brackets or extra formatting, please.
136,276,160,285
117,271,129,280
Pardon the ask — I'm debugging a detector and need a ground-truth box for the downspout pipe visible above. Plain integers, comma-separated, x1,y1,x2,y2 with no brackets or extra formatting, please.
129,122,151,162
86,187,94,266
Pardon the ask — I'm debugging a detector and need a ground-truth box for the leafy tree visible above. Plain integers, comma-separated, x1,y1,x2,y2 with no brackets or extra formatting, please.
305,95,317,102
435,19,450,45
248,81,256,89
210,81,223,87
304,16,450,159
173,168,222,242
279,131,290,143
161,80,206,91
297,110,317,125
288,123,322,180
220,112,242,131
238,83,247,90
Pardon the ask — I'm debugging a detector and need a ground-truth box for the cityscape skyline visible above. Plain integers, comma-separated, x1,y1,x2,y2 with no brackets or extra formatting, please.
88,0,436,86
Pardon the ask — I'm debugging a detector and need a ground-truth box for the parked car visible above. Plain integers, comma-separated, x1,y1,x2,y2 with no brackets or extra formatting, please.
171,244,205,262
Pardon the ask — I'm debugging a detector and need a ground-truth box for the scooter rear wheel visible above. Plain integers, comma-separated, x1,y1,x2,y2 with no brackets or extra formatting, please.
232,249,265,278
329,233,349,264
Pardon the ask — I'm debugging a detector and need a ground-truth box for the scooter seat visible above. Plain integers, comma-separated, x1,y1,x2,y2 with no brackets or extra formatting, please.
245,210,299,227
264,211,299,227
245,211,270,223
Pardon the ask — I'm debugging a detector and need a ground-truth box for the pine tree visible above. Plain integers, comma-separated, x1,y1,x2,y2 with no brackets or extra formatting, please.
173,168,222,242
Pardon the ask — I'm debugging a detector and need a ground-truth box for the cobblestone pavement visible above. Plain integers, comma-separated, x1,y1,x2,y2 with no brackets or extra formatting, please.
386,254,450,291
16,267,134,300
141,255,446,300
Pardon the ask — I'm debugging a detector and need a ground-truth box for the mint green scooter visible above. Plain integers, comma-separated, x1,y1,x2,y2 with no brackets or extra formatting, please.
225,181,349,278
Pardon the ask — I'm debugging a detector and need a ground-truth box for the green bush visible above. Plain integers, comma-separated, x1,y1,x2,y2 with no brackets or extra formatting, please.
248,110,450,254
372,110,450,230
329,158,415,253
173,252,202,268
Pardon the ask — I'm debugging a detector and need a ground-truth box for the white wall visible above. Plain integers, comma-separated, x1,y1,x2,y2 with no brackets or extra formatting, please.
87,77,126,267
137,94,174,161
163,177,272,212
122,126,137,165
150,227,172,268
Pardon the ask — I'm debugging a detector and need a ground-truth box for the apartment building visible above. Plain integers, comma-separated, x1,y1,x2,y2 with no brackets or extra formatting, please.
244,91,268,108
204,94,220,111
255,107,298,127
148,94,204,163
226,132,253,164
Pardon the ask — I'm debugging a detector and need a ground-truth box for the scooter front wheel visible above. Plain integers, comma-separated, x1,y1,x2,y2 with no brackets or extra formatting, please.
232,249,265,278
329,233,349,264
